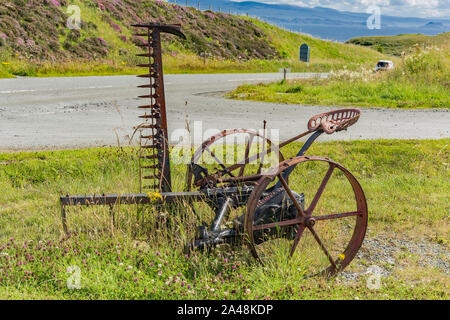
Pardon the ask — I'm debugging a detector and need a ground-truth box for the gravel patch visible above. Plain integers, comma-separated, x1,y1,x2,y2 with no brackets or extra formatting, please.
338,235,449,283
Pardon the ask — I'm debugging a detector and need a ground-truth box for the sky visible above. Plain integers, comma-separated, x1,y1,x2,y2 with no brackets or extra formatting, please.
232,0,450,18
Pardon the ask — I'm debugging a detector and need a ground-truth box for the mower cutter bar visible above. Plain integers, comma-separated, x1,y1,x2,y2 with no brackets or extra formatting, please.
60,192,204,207
60,191,204,234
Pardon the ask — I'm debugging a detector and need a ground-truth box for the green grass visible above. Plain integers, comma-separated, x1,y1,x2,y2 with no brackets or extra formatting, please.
228,45,449,109
347,32,450,56
0,54,353,78
0,139,448,299
0,66,13,78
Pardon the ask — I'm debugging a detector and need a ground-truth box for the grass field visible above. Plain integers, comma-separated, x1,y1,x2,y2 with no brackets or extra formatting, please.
0,54,350,79
346,32,450,56
228,45,449,109
0,139,448,299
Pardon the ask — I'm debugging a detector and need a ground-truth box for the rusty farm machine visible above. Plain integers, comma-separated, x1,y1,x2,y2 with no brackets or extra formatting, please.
60,23,367,277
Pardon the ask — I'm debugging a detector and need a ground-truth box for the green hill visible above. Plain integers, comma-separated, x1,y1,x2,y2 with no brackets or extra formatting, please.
0,0,386,77
346,32,450,56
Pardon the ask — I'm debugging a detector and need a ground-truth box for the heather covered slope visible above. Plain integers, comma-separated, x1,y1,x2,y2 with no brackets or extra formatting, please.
0,0,386,77
0,0,278,61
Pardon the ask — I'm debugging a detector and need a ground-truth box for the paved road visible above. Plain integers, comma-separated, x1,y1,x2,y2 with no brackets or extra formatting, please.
0,73,448,150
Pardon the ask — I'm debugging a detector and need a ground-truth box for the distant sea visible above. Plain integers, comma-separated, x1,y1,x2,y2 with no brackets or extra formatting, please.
202,0,450,41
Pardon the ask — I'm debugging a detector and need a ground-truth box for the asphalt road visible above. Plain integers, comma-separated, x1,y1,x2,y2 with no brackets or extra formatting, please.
0,73,448,151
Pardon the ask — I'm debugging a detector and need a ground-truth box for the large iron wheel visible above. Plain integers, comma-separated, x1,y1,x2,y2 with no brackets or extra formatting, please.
186,129,285,191
245,156,368,277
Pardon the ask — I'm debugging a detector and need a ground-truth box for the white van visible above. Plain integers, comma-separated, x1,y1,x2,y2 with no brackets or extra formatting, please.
375,60,394,71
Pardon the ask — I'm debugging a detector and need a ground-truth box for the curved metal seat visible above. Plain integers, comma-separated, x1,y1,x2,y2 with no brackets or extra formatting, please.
307,109,361,134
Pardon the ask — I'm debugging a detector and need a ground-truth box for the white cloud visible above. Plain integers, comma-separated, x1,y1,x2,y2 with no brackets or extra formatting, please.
232,0,450,18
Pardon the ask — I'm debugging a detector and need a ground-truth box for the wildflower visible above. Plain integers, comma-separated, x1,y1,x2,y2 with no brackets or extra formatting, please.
148,192,163,202
96,37,108,47
338,254,345,260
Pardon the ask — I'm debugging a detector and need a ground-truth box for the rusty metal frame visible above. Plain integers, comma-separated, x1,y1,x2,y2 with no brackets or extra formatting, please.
133,23,186,193
58,22,367,277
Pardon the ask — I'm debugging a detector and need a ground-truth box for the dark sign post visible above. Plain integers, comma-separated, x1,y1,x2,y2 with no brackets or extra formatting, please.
299,43,310,63
279,68,291,81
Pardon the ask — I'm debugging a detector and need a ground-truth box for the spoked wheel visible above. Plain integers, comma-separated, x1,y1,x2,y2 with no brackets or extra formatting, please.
245,156,368,278
186,129,285,191
184,129,284,252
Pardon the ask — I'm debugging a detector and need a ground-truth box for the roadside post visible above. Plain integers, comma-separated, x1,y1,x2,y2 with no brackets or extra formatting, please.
200,51,211,65
279,68,291,81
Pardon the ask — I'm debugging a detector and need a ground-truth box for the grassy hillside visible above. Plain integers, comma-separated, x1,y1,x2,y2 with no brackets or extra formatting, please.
346,32,450,56
0,0,386,77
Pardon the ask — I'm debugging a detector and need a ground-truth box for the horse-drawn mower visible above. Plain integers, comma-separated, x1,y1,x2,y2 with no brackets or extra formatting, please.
60,23,367,278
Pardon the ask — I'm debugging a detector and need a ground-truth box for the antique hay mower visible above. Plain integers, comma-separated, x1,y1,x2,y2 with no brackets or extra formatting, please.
60,23,367,277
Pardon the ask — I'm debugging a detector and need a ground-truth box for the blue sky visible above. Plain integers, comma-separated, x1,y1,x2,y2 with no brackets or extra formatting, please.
231,0,450,18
